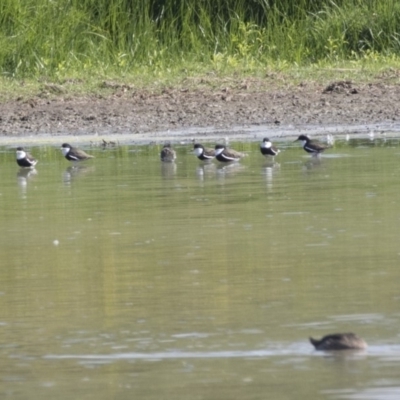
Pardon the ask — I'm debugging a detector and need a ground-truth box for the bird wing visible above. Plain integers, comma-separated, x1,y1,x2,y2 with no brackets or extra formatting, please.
310,141,327,151
223,149,243,160
75,149,94,159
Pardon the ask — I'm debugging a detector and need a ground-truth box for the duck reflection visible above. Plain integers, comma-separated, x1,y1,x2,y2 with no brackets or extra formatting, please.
63,165,95,185
17,168,38,197
160,161,177,179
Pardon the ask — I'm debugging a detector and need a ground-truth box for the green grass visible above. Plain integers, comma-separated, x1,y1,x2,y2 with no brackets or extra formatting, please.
1,0,400,99
2,55,400,103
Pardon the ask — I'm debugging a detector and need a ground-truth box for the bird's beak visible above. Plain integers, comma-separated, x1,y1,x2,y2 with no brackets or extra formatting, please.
294,138,299,142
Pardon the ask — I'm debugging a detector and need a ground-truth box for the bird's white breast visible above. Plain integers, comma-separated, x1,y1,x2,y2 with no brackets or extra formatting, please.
61,147,70,156
194,147,204,156
16,150,26,160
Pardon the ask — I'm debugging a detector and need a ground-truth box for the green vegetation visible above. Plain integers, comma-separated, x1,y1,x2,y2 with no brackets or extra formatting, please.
1,0,400,92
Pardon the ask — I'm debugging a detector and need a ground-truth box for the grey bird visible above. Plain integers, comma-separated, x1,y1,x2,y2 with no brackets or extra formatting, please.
160,143,176,162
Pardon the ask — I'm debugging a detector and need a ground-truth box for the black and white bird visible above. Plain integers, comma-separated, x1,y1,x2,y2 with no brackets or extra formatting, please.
160,143,176,162
260,138,280,158
61,143,94,162
193,143,215,161
214,144,244,162
295,135,328,157
309,333,367,351
16,147,38,168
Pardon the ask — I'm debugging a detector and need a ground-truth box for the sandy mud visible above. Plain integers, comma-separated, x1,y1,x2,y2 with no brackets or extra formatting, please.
1,79,400,143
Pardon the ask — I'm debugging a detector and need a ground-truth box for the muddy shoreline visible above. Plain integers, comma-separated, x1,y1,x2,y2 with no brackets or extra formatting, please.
1,79,400,144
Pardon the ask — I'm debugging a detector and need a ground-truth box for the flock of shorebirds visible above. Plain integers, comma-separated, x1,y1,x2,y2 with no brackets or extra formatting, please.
15,135,329,168
15,136,367,351
161,134,329,163
16,143,94,168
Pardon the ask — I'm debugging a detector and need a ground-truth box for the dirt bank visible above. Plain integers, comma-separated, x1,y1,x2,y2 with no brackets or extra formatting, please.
1,79,400,142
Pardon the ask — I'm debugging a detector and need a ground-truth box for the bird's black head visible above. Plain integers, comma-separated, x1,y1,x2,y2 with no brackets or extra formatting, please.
295,135,310,142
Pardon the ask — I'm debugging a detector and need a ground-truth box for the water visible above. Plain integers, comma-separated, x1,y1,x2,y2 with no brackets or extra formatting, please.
1,137,400,399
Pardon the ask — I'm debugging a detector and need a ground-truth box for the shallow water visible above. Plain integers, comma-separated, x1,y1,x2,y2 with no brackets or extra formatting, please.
1,137,400,399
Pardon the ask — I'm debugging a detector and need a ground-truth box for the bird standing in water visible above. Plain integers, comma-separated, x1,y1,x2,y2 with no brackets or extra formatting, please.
214,144,244,162
16,147,38,168
61,143,94,162
260,138,280,158
193,143,215,161
295,135,328,157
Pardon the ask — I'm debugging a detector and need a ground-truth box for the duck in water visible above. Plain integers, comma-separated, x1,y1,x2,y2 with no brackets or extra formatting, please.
309,333,367,350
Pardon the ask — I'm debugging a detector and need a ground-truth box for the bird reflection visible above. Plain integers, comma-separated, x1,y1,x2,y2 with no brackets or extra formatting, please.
302,157,324,172
17,168,38,198
262,161,280,190
160,161,177,179
63,165,95,185
196,163,217,182
216,162,245,182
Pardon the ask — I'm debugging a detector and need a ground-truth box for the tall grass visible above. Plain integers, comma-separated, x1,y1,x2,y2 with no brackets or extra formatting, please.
1,0,400,79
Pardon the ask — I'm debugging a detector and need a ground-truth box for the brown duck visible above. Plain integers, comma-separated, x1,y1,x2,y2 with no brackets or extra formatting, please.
309,333,367,350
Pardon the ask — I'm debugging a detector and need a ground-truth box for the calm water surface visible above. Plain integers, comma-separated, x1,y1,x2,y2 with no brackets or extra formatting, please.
1,137,400,399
